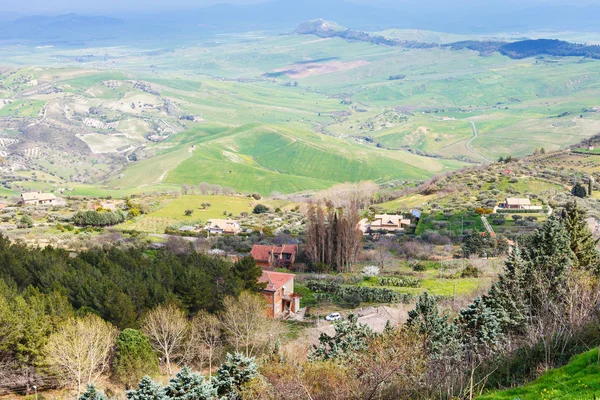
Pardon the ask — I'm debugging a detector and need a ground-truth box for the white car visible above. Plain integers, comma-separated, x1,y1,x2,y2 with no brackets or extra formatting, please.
325,312,341,321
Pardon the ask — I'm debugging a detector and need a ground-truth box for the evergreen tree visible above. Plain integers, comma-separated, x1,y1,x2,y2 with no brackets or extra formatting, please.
407,292,460,359
571,182,587,198
113,329,160,388
562,201,600,272
126,376,166,400
233,256,265,292
525,216,574,307
483,246,528,334
309,313,373,361
213,352,258,399
457,297,502,358
79,384,108,400
164,366,216,400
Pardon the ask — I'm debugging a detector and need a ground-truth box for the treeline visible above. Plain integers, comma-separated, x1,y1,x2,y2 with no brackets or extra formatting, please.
442,38,600,59
0,236,263,328
499,39,600,59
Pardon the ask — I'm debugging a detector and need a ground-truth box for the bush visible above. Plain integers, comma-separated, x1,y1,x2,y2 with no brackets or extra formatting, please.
410,261,426,272
252,204,269,214
461,265,480,278
20,215,34,228
377,276,421,288
361,265,380,278
112,329,159,388
72,210,125,227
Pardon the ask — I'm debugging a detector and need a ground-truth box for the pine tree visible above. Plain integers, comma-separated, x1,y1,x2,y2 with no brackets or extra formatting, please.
164,366,216,400
407,292,460,360
483,246,528,334
525,216,574,307
213,352,258,399
79,384,108,400
309,313,373,361
126,376,166,400
562,201,600,272
457,297,502,358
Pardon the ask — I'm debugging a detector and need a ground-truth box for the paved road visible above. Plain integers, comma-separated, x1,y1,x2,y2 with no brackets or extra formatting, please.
466,121,492,162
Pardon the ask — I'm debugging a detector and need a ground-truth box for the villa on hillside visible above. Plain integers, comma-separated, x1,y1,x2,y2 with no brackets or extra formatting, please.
250,244,298,268
20,192,56,206
258,270,301,318
206,219,241,235
359,214,411,234
503,197,544,211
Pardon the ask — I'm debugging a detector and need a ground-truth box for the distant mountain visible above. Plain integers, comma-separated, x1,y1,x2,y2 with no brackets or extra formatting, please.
294,19,436,48
0,14,126,45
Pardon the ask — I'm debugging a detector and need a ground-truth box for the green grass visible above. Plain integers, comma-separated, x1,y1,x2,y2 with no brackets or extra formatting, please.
416,211,485,235
0,100,44,117
479,348,600,399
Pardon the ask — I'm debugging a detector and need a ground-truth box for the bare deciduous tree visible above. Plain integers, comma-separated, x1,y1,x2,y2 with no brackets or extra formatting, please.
186,311,222,375
44,314,117,397
221,291,282,357
142,303,188,376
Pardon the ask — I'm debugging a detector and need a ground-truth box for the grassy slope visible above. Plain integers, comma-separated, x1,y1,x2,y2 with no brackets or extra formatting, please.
479,348,600,399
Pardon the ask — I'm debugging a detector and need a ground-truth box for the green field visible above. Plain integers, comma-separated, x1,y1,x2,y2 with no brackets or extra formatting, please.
122,194,267,232
479,349,600,399
1,29,600,195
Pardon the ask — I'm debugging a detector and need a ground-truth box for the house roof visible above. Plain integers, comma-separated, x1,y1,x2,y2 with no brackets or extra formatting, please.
207,219,239,230
259,270,295,292
21,192,56,202
505,197,531,206
250,244,298,262
372,214,410,227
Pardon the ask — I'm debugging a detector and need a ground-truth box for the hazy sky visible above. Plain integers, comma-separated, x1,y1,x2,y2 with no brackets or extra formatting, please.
4,0,599,14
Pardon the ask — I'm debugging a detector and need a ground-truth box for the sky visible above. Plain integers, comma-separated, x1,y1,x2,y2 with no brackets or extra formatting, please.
3,0,599,14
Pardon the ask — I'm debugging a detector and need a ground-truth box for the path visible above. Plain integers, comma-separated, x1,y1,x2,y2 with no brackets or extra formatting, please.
466,121,492,163
481,215,496,237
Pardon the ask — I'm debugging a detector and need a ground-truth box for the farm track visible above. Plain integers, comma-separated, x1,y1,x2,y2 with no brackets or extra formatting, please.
466,121,492,163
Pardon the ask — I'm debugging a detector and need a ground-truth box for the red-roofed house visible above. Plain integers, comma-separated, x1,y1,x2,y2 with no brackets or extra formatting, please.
250,244,298,268
258,270,301,317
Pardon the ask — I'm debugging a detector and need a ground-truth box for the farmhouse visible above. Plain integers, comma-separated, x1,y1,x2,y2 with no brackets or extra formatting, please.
250,244,298,268
359,214,411,234
258,270,301,318
504,197,531,209
20,192,56,206
206,219,241,235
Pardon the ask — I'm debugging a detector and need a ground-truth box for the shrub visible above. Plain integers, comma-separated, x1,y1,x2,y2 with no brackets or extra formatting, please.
72,210,125,227
361,265,380,278
252,204,269,214
185,209,194,216
461,265,480,278
20,215,34,228
410,261,426,272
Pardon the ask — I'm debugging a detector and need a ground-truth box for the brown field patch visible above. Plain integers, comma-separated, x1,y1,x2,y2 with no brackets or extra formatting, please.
274,60,370,78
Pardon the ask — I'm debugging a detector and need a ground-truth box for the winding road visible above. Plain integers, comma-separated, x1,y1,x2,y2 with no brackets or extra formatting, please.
466,121,492,163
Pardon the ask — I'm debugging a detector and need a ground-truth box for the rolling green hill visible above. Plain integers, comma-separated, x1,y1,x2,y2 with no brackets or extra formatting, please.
479,348,600,399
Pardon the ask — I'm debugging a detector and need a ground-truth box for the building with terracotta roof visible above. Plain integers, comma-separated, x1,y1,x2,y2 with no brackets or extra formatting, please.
258,270,301,317
250,244,298,268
